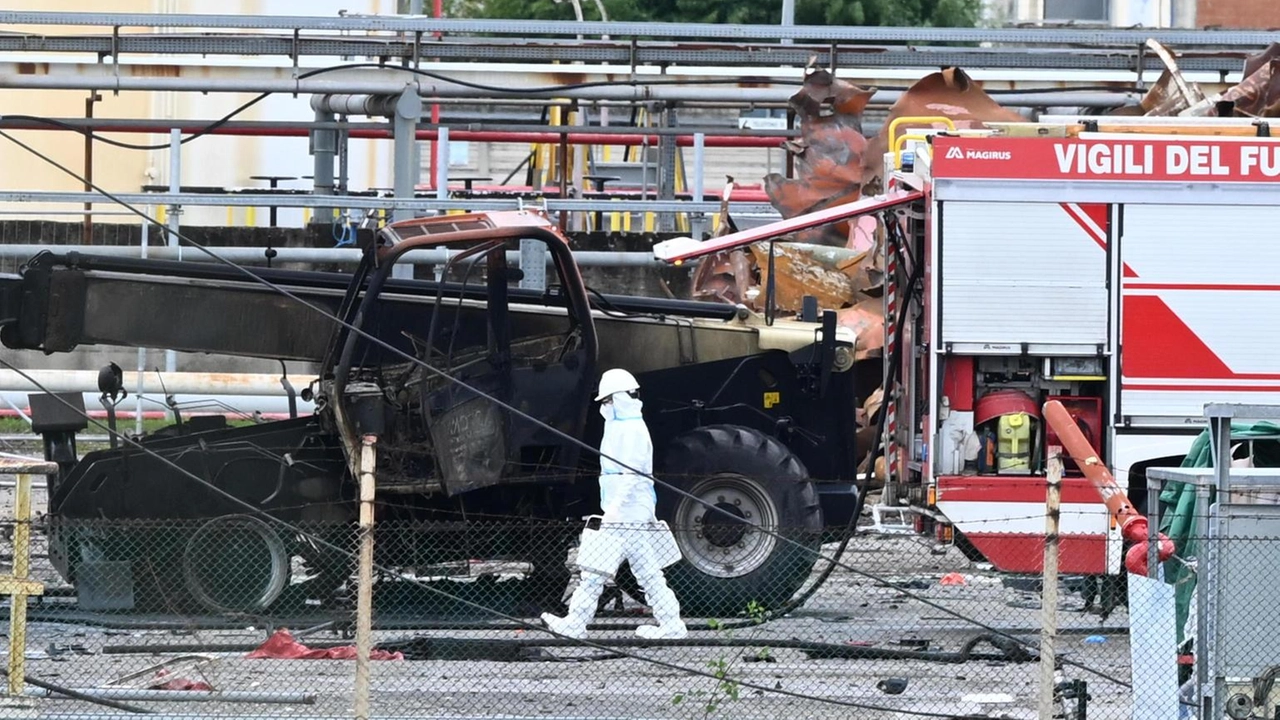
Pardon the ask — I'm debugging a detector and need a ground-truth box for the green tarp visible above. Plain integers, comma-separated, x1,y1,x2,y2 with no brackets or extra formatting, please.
1158,421,1280,644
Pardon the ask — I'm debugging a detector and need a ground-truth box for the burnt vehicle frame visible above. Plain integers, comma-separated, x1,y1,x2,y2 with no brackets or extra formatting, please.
1,209,866,619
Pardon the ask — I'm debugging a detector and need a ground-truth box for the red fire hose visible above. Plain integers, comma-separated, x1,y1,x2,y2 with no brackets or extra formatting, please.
1042,399,1176,575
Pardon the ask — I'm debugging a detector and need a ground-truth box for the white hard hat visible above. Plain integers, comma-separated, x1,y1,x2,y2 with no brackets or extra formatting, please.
595,368,640,401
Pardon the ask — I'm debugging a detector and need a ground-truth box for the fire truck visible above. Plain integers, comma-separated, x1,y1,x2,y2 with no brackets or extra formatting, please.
657,116,1280,579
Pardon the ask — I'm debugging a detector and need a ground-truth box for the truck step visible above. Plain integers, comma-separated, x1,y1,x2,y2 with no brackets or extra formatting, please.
867,504,916,535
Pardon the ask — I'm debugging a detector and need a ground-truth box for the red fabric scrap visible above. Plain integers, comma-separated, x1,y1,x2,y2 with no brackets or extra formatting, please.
151,668,214,692
246,628,404,661
155,677,215,691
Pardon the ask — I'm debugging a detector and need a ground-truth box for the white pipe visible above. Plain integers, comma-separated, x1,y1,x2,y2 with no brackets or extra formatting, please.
0,244,663,266
435,126,449,203
1,393,310,418
165,130,181,374
0,371,316,396
0,61,1143,106
137,210,149,436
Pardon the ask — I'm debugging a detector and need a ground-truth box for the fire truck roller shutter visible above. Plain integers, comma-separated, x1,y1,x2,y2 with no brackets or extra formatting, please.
939,202,1108,349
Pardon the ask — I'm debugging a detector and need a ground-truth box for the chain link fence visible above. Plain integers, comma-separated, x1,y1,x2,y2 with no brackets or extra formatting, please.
0,462,1268,718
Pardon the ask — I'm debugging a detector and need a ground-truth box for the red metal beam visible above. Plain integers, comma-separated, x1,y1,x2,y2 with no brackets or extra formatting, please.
651,188,925,264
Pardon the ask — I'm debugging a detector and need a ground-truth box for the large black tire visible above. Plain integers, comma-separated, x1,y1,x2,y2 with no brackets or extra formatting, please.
654,425,823,617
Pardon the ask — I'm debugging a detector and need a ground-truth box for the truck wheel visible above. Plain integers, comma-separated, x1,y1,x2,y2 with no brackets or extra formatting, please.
656,425,823,617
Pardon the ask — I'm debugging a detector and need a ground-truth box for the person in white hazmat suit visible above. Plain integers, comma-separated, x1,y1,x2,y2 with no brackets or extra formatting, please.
541,368,688,640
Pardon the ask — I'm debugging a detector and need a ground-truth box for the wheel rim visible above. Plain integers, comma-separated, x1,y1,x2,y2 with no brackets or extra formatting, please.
183,515,289,613
672,473,779,579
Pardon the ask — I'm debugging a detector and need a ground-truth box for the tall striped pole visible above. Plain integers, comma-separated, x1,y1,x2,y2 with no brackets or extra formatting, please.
883,214,899,499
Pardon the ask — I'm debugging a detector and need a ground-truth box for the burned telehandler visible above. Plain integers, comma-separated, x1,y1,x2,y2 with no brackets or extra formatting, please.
0,210,865,619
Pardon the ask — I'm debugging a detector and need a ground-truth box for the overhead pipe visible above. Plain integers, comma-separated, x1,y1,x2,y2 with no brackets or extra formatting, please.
0,371,315,397
0,245,663,266
0,10,1272,46
0,394,305,418
0,117,792,147
0,61,1141,107
1041,399,1175,575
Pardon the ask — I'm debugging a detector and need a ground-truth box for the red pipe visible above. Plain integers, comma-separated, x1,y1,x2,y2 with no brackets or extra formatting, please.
3,122,787,147
409,183,771,200
1042,400,1176,575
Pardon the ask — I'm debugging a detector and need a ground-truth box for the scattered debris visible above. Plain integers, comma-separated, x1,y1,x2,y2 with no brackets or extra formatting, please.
961,692,1015,704
246,628,404,661
103,654,218,692
877,677,909,694
892,579,930,590
940,572,968,586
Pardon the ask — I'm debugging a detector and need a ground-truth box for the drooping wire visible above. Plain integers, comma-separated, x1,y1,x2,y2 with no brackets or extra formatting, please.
0,128,1131,691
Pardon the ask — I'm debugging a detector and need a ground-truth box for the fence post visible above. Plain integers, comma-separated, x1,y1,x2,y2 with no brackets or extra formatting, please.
1038,446,1063,720
353,435,378,720
0,459,54,708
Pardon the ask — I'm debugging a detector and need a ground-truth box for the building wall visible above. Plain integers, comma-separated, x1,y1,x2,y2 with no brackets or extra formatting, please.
1197,0,1280,27
0,0,398,227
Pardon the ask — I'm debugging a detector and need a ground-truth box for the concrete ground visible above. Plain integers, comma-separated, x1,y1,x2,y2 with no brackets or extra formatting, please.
3,532,1136,720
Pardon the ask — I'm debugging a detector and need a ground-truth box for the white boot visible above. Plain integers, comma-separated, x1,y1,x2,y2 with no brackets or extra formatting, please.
636,620,687,639
541,573,605,640
634,567,687,640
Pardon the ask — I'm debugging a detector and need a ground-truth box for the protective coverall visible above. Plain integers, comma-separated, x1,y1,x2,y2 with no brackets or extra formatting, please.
541,391,688,640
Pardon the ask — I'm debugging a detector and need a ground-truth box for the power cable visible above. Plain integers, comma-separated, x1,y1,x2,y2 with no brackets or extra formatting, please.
0,127,1131,691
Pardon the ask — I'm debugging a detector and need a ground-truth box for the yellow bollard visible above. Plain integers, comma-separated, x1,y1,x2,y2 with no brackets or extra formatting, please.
246,207,257,227
156,206,167,225
0,460,53,699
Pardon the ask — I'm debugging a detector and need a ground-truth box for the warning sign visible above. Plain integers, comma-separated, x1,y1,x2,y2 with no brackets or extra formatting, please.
933,135,1280,183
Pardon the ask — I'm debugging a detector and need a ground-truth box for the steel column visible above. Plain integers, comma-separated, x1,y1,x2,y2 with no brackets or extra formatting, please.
657,106,678,233
311,108,337,225
392,89,424,279
435,126,449,203
164,130,181,373
691,132,706,239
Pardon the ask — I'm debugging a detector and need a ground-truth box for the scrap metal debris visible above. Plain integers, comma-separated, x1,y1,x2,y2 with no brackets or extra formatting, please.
764,67,875,247
1120,40,1280,119
688,66,1024,481
103,654,218,692
863,67,1024,195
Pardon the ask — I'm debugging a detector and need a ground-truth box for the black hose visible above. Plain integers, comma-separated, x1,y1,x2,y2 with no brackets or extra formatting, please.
372,633,1037,664
683,211,925,631
0,667,153,714
865,214,926,478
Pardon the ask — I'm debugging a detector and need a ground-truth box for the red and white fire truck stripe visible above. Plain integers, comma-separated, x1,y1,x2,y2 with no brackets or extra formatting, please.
884,220,899,482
